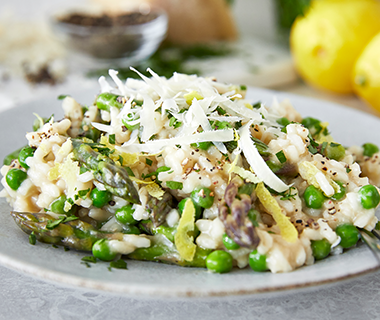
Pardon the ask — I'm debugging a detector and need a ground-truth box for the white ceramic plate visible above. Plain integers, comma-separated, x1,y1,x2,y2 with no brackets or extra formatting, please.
0,87,379,298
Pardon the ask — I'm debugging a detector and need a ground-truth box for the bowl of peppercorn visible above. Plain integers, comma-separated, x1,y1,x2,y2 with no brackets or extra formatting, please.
51,6,168,69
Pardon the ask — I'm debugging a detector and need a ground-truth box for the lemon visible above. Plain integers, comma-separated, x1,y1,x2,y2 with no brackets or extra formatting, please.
290,0,380,94
352,32,380,112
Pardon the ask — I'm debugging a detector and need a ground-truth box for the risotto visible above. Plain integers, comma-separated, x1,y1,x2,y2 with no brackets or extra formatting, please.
1,69,380,273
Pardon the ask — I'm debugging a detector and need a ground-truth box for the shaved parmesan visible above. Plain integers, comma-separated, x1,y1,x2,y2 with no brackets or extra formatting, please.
119,129,234,153
239,122,289,193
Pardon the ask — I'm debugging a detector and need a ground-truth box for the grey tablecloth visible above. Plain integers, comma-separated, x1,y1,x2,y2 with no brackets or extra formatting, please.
1,264,379,320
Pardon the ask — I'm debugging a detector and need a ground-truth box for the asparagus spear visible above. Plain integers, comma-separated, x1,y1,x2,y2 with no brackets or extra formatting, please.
128,235,212,268
11,212,122,251
11,211,210,267
146,191,174,227
219,176,260,248
71,139,140,204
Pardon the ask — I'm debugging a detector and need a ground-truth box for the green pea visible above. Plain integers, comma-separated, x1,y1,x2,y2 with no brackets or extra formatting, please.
324,142,345,161
222,233,240,250
50,195,68,214
303,185,326,209
115,204,137,225
122,225,141,235
50,195,77,215
190,187,214,209
359,185,380,209
92,239,117,261
90,188,112,208
362,143,379,157
6,168,27,190
18,146,35,169
191,141,212,150
248,250,267,272
206,250,233,273
310,238,331,260
178,198,202,219
96,92,123,112
331,181,346,201
335,224,360,248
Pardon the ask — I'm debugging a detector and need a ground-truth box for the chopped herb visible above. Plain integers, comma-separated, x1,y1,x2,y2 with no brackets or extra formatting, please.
57,94,69,100
320,141,328,154
125,167,135,177
252,102,261,109
46,217,65,229
280,187,297,201
46,216,79,230
81,256,97,263
267,231,276,234
81,262,91,268
251,137,270,157
216,106,226,115
109,259,128,269
240,84,247,91
80,166,89,174
146,158,153,166
346,167,352,173
118,155,124,166
276,150,287,164
166,181,183,190
75,188,90,200
169,116,176,127
108,134,116,144
29,231,36,245
143,166,171,179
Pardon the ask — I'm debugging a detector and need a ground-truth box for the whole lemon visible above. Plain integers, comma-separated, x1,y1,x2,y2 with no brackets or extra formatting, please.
290,0,380,94
352,32,380,112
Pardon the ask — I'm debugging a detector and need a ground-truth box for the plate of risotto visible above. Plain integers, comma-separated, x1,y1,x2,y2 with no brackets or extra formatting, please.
0,69,380,298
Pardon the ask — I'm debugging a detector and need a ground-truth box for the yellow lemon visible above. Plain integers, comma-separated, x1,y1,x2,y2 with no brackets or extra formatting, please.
352,32,380,112
290,0,380,94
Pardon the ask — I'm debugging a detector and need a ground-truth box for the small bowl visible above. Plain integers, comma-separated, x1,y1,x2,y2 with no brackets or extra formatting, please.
51,7,168,69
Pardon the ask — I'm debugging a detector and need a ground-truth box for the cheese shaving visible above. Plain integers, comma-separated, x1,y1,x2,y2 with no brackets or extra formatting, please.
239,122,289,193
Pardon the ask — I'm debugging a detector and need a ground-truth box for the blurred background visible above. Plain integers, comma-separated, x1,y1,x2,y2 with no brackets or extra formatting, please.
0,0,379,116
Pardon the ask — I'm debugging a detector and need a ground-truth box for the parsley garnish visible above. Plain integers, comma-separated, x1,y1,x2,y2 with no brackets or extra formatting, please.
279,187,297,201
276,150,287,164
81,256,97,263
166,181,183,190
29,232,36,245
146,158,153,166
125,167,135,177
109,259,128,270
57,94,69,100
108,134,116,144
46,216,79,230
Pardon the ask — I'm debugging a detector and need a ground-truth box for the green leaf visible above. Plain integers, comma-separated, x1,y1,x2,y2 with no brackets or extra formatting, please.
166,181,183,190
276,150,287,164
146,158,153,166
108,134,116,145
81,256,97,263
109,259,128,269
29,232,36,245
57,95,69,100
